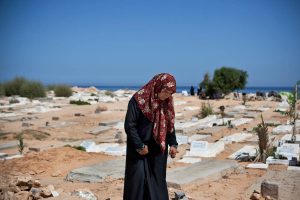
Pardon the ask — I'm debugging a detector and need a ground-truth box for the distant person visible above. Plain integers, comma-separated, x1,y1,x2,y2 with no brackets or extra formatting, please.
190,85,195,96
123,73,178,200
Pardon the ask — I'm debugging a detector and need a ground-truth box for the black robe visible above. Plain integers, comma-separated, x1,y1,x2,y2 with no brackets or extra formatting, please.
123,97,178,200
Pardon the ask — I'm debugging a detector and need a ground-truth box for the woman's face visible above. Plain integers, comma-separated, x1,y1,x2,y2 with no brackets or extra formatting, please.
158,88,173,101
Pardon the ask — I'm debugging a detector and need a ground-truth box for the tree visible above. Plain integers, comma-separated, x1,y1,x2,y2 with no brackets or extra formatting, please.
212,67,248,95
199,73,210,90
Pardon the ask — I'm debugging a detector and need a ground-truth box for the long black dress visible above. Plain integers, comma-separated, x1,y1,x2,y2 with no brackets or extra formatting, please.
123,97,178,200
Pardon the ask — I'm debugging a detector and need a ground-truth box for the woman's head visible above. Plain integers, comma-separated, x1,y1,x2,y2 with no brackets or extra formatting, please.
153,73,176,100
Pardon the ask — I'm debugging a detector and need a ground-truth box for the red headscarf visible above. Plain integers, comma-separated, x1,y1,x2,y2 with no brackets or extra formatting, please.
133,73,176,152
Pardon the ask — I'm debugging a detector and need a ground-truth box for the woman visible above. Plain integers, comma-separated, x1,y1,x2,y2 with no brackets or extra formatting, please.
123,73,178,200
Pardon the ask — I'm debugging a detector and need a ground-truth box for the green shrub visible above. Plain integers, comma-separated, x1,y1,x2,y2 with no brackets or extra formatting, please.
4,77,27,96
200,102,213,118
19,81,46,99
47,84,56,91
0,84,5,96
105,90,115,97
70,100,91,105
54,85,73,97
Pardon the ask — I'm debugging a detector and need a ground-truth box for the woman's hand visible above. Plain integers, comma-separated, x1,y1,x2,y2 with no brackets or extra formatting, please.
169,146,178,158
137,145,149,155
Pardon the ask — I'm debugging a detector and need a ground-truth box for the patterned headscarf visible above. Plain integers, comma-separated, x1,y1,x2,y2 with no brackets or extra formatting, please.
133,73,176,152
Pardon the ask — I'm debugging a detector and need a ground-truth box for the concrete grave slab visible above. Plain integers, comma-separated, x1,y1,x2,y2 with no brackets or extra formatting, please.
86,126,111,135
266,157,289,165
272,125,293,135
264,120,281,126
220,133,253,144
176,135,189,145
176,157,202,164
246,163,268,169
287,166,300,171
184,141,224,158
277,143,299,159
280,134,300,142
188,134,210,143
228,145,257,160
231,118,253,127
98,120,121,126
66,159,125,183
166,160,238,189
0,152,8,158
0,141,19,150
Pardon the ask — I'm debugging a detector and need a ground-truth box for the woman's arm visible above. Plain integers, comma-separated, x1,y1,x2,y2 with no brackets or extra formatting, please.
124,98,144,150
166,128,178,147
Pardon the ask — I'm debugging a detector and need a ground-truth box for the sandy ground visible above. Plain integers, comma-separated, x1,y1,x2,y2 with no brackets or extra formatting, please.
0,92,296,200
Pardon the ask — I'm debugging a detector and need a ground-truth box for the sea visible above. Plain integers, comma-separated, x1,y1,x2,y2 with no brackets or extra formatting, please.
78,85,294,94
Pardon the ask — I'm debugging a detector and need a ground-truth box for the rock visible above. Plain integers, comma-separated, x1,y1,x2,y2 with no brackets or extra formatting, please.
15,191,30,200
28,147,40,152
265,195,272,200
3,191,16,200
52,117,59,121
16,176,33,188
33,180,41,188
22,123,30,127
40,187,52,198
175,191,186,199
8,183,20,193
72,189,97,200
253,189,260,194
250,192,261,200
19,186,30,191
74,113,84,117
28,171,36,175
29,188,41,199
51,170,62,177
35,169,45,174
261,180,278,199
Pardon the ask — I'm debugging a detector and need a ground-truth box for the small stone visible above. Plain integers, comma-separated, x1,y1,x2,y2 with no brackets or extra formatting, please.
250,192,261,200
40,187,52,198
35,169,45,174
16,176,33,187
174,191,186,199
30,187,41,199
51,170,61,177
22,122,30,127
209,184,212,187
29,171,36,175
33,180,41,188
9,183,21,193
265,195,272,200
253,189,260,194
74,113,82,117
28,147,40,152
52,117,59,120
19,185,30,191
15,191,30,200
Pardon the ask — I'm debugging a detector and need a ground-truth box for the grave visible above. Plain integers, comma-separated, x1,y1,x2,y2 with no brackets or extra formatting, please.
184,141,224,158
272,125,293,135
86,126,111,135
66,159,125,183
230,118,253,127
98,120,121,126
166,160,238,189
246,163,268,169
266,157,289,165
276,143,299,160
228,145,257,160
220,133,253,144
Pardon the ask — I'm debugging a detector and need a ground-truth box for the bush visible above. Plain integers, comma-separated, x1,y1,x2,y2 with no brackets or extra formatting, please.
0,84,5,96
200,102,213,118
70,100,91,105
4,77,27,96
105,90,115,97
54,85,73,97
213,67,248,95
19,81,46,99
47,84,56,91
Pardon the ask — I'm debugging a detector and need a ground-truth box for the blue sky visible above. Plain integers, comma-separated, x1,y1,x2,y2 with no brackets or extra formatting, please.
0,0,299,87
